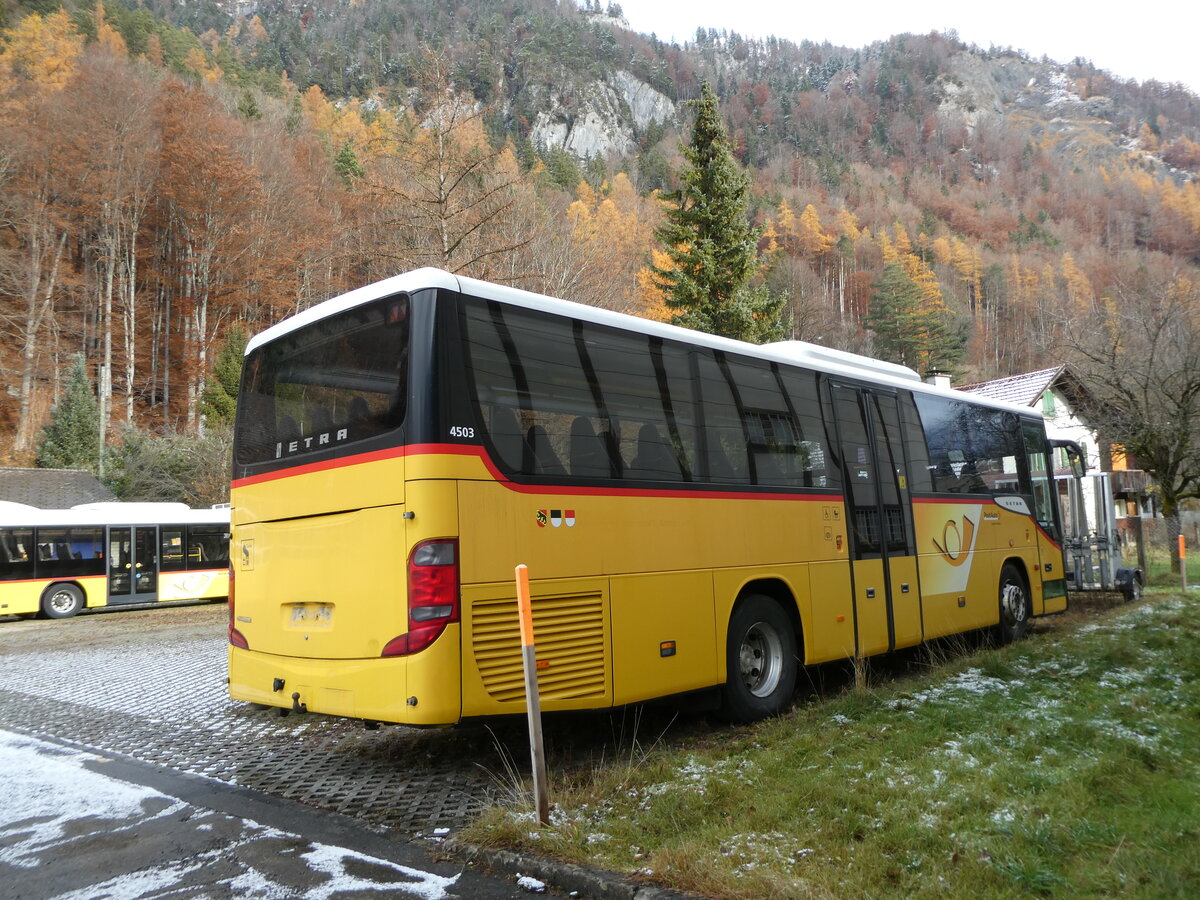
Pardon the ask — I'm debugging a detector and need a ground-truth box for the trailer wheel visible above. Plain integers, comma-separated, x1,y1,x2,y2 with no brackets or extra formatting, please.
995,563,1030,644
1121,572,1143,604
40,583,84,619
719,594,798,722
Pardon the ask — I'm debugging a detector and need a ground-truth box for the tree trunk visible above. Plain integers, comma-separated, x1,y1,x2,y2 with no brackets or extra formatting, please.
14,231,67,453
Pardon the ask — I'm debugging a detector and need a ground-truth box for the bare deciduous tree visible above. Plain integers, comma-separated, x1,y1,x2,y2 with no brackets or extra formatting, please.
1063,273,1200,535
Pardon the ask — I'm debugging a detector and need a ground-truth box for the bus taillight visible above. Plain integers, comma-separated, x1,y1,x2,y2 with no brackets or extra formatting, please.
382,539,460,657
228,564,248,649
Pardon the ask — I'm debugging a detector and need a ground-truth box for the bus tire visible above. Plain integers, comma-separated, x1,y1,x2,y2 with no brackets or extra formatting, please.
995,563,1030,644
41,583,84,619
719,594,798,723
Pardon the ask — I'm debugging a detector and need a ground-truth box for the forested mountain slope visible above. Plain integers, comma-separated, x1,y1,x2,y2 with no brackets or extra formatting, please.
1,0,1197,466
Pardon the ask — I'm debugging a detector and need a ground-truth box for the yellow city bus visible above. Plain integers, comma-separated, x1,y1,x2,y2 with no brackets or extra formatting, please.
228,268,1067,725
0,502,230,619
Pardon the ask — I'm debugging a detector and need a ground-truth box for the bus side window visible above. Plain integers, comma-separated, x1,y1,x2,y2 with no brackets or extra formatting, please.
486,406,527,473
0,529,33,577
658,341,698,480
897,392,932,493
161,528,186,572
583,323,681,482
527,424,566,476
570,416,613,478
185,525,231,569
628,423,683,481
696,352,749,484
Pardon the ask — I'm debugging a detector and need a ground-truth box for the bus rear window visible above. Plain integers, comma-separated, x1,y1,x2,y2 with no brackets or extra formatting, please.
235,295,410,465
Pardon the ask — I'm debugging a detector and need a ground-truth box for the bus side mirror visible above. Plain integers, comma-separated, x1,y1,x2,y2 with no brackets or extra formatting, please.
1051,439,1086,478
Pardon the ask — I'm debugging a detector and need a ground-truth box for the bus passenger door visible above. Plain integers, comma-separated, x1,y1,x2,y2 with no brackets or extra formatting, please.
107,526,159,604
830,385,922,657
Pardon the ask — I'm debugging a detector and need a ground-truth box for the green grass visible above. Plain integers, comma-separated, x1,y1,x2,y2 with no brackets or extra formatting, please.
462,591,1200,898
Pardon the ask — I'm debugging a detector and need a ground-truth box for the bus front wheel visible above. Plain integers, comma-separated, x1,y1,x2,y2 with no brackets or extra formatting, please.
41,583,83,619
995,563,1030,644
719,594,798,723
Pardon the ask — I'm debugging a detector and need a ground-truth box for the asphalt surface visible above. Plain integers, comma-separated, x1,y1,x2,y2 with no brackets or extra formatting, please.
1,727,551,899
0,602,686,899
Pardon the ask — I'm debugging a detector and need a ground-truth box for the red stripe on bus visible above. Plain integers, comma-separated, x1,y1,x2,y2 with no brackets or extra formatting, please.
231,443,478,487
234,443,840,503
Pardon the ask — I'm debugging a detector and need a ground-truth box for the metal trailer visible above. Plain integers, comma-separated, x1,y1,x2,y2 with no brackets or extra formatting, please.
1052,440,1143,602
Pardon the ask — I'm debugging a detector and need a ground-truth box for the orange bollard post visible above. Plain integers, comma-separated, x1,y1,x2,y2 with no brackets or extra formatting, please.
515,564,550,826
1180,535,1188,592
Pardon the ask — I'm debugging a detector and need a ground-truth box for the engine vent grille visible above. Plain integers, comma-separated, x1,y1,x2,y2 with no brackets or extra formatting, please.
471,592,607,702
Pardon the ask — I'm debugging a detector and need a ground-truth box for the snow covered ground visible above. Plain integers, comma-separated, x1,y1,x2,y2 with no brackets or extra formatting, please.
1,729,463,899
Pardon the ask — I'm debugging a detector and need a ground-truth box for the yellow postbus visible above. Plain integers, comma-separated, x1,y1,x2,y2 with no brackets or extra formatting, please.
228,268,1067,725
0,502,230,619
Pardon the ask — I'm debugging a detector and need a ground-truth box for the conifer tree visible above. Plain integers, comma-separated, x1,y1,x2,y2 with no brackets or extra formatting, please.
36,355,100,473
865,262,962,371
199,325,248,428
333,138,364,185
653,82,783,342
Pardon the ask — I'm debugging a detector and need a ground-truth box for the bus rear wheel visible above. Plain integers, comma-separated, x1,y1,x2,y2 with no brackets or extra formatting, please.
719,594,798,722
41,583,83,619
995,563,1029,644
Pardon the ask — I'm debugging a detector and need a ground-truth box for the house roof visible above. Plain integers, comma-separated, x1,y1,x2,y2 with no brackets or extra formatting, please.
956,366,1065,407
0,467,116,509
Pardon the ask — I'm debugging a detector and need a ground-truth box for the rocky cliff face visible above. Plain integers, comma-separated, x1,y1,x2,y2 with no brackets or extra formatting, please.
936,51,1146,170
529,70,675,158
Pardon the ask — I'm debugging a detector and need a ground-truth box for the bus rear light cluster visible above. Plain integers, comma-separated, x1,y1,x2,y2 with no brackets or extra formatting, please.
382,539,460,657
228,564,249,649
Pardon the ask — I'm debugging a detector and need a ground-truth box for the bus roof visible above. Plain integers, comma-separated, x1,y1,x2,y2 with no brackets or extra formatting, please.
247,267,1039,419
0,501,230,528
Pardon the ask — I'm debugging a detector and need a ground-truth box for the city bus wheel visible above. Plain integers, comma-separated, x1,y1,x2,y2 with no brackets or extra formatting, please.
719,594,798,723
995,564,1030,645
40,583,84,619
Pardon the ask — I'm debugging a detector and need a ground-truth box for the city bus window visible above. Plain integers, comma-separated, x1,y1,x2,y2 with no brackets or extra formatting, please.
0,528,33,578
186,525,231,569
161,528,186,572
33,527,104,577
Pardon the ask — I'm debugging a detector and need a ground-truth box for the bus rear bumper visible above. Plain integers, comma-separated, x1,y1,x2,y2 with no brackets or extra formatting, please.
227,641,461,726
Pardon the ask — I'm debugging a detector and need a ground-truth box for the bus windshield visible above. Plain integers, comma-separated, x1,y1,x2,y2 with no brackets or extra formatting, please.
235,295,410,465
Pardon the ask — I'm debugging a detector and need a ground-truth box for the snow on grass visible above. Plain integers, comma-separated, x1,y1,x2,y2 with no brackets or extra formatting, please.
890,668,1021,711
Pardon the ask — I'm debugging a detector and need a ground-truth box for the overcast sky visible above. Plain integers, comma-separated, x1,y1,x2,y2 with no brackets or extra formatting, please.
616,0,1198,94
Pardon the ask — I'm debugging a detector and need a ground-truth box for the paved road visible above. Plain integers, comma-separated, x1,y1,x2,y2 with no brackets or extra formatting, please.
0,603,575,899
1,727,556,899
